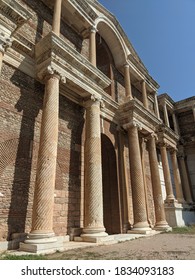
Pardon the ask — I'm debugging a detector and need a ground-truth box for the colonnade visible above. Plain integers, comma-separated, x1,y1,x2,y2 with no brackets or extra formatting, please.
1,0,193,251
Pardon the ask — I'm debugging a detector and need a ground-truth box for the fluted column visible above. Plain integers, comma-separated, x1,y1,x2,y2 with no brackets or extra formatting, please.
124,64,133,100
26,69,62,243
170,148,185,203
142,80,149,109
89,27,97,66
52,0,62,36
148,135,170,230
0,32,12,74
127,121,151,232
160,144,175,202
82,96,107,238
178,152,193,203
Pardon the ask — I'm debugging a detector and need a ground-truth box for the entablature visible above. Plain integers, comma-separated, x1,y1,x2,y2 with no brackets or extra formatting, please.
0,0,32,34
157,124,179,149
118,98,162,135
35,31,111,99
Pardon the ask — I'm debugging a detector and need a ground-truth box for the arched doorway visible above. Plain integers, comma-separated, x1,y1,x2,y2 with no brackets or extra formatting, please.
101,134,121,234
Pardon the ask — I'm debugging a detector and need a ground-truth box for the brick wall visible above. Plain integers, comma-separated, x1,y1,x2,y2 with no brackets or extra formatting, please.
0,62,84,240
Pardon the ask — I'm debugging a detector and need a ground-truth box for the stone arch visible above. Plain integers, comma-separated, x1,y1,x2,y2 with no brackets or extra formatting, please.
101,133,121,234
95,16,129,68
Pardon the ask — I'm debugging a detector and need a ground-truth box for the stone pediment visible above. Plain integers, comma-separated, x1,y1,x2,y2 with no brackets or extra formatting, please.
35,31,111,98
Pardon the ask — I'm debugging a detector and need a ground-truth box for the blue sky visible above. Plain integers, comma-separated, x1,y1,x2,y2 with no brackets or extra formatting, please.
98,0,195,101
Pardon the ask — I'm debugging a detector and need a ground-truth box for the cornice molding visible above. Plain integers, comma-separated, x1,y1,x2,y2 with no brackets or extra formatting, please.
0,0,32,33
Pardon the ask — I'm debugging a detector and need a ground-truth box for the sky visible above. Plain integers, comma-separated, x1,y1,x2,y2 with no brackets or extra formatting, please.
98,0,195,101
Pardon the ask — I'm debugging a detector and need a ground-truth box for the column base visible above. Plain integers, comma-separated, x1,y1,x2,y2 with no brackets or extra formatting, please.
19,235,69,254
79,227,109,243
129,221,153,234
154,221,172,232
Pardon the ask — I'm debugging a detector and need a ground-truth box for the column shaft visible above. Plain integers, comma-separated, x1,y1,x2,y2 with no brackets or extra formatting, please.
82,98,107,237
89,27,96,66
124,64,133,100
170,150,185,203
160,145,175,202
128,124,150,231
178,156,193,203
154,93,160,119
148,136,169,229
52,0,62,36
163,103,170,127
30,74,60,240
172,113,179,134
142,80,149,109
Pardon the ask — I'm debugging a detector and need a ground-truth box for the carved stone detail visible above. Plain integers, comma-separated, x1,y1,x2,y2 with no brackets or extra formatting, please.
0,32,12,53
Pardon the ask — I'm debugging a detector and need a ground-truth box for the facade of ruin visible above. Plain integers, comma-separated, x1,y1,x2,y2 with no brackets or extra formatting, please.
0,0,195,253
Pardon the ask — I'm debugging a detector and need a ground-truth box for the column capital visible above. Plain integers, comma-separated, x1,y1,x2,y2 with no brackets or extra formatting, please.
0,32,12,54
158,141,169,149
169,146,178,154
123,63,130,69
123,120,142,131
41,65,66,83
83,94,103,108
90,26,98,33
147,132,158,141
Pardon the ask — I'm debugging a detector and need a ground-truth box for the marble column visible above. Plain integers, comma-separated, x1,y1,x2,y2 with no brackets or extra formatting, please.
148,135,170,230
140,138,151,227
127,121,151,232
0,32,12,74
170,148,185,203
52,0,62,36
160,144,175,202
89,27,97,67
82,96,107,239
154,93,160,119
26,69,62,244
142,80,149,109
124,64,133,100
172,112,180,135
163,103,170,127
178,153,193,203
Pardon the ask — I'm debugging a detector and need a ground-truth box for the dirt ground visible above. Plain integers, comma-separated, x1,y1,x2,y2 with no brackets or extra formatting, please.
47,233,195,260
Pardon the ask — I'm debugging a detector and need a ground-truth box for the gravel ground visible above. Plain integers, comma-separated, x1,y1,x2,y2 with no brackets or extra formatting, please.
47,233,195,260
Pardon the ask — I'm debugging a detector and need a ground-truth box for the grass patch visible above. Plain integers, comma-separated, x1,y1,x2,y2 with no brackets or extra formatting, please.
168,225,195,234
1,254,46,260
